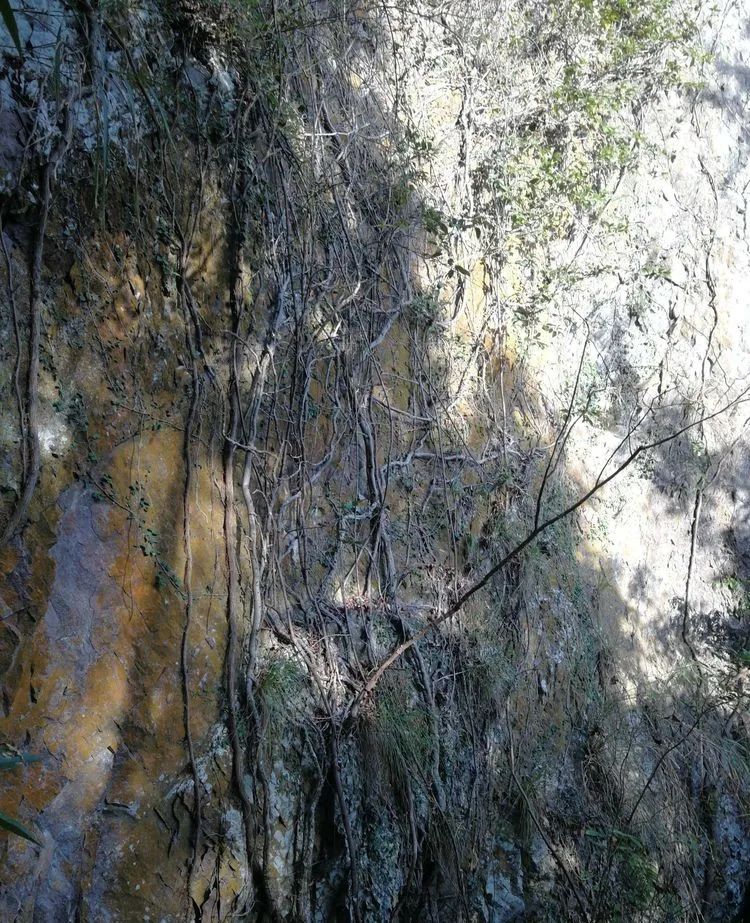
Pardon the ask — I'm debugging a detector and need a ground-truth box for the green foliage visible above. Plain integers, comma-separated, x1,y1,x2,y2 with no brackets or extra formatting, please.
587,827,659,916
0,753,41,770
406,290,441,327
0,0,22,55
620,842,659,914
0,809,41,846
258,655,306,725
0,752,42,847
420,203,448,237
715,573,748,598
477,0,699,287
715,575,750,625
139,527,160,559
368,683,433,784
465,636,516,716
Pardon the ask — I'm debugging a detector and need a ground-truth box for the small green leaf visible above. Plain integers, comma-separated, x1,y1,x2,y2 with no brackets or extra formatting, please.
0,753,41,769
0,0,23,56
0,809,41,846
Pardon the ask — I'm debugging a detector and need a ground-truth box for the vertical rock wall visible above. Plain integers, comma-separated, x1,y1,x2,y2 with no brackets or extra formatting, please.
0,0,748,920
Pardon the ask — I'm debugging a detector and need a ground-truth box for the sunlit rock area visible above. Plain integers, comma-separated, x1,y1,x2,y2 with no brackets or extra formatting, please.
0,0,749,920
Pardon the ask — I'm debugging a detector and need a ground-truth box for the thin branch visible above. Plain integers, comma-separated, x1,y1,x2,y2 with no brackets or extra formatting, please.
355,388,750,702
534,334,589,529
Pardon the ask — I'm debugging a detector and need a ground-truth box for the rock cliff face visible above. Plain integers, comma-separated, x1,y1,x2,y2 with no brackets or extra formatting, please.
0,0,749,920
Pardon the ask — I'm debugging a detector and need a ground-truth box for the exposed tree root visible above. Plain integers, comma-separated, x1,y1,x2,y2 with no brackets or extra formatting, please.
2,105,72,546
